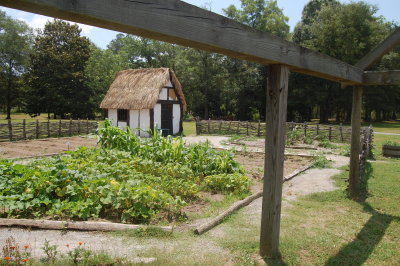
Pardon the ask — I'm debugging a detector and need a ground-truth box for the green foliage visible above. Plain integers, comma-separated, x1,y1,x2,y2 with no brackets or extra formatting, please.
26,19,93,118
318,138,337,149
205,174,250,194
312,153,332,168
383,140,400,147
339,145,351,157
0,11,33,119
97,120,244,177
0,122,247,223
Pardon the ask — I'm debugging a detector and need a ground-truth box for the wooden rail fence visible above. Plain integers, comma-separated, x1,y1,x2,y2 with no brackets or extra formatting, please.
196,120,368,143
0,119,98,142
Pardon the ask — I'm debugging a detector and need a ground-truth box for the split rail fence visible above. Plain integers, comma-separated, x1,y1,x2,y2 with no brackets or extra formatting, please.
0,119,99,142
196,120,360,143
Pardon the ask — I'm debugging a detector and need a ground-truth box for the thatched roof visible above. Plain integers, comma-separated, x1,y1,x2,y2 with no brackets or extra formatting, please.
100,68,187,111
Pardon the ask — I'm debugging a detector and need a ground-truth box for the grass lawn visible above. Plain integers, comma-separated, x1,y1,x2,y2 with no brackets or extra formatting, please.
183,121,196,136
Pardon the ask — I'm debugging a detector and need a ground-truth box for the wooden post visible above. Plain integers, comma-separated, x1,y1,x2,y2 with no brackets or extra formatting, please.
58,120,62,137
47,119,50,138
78,118,81,134
246,121,249,136
228,121,231,133
208,119,211,134
260,65,289,258
236,122,240,134
69,118,72,136
257,120,261,136
349,86,363,200
340,123,344,142
35,120,39,139
219,120,222,133
329,126,332,141
316,124,319,135
22,119,26,140
7,119,12,141
86,118,89,134
304,121,307,137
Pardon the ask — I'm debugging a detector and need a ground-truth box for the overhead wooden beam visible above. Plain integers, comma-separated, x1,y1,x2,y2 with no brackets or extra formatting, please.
349,86,363,200
363,70,400,85
356,28,400,70
0,0,363,84
260,65,289,258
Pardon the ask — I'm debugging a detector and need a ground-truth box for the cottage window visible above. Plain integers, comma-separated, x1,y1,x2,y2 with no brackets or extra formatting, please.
117,109,128,121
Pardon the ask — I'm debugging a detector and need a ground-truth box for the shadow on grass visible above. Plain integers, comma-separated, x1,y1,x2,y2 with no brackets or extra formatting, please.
325,162,400,266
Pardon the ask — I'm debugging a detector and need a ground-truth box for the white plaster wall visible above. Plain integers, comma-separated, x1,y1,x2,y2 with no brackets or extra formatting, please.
165,80,173,88
129,110,139,135
108,109,117,126
172,104,181,134
117,121,127,131
154,104,161,130
139,109,150,137
159,88,168,100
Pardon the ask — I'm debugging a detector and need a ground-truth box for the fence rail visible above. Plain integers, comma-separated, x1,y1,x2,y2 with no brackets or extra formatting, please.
0,119,99,142
196,120,360,143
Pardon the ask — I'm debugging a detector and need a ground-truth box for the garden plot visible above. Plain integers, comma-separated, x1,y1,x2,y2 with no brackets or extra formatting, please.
0,136,98,159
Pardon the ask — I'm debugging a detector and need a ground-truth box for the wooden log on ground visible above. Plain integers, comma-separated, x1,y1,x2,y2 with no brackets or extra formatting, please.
194,162,314,235
0,218,172,232
194,191,263,235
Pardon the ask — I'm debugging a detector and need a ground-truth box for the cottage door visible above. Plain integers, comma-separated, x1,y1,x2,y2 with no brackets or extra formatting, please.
161,103,173,136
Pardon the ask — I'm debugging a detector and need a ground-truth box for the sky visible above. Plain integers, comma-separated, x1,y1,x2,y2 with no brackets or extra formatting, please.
0,0,399,49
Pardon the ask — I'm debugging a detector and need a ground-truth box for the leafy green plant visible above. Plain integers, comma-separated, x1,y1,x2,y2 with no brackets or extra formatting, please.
0,122,248,223
339,145,351,157
42,240,58,263
312,153,332,168
204,173,250,194
319,139,337,149
383,140,400,146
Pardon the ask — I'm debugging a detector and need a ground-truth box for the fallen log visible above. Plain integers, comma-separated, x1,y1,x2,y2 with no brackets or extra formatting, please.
194,191,263,235
0,218,172,232
194,163,314,235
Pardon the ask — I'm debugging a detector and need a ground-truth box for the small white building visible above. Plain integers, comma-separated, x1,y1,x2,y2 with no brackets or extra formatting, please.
100,68,187,137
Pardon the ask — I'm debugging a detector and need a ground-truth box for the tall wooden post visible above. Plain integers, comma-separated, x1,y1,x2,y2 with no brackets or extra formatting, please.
260,65,289,258
349,86,363,200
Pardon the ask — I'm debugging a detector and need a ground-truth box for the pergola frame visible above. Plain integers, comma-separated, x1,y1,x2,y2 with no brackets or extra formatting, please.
1,0,399,259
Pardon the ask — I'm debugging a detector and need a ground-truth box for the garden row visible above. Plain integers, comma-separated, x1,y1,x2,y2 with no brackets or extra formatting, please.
0,119,98,142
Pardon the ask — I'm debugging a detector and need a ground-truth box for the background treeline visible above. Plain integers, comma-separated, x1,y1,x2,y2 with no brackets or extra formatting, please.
1,0,399,122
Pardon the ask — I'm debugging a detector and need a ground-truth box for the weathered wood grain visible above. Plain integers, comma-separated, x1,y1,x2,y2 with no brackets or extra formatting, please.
259,65,289,258
363,70,400,85
0,0,363,84
356,28,400,70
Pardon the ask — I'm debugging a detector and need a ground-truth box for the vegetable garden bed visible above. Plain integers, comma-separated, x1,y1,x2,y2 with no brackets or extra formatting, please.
0,121,249,224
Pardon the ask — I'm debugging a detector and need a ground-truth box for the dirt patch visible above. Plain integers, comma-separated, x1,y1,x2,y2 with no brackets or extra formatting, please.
0,136,98,159
234,152,312,179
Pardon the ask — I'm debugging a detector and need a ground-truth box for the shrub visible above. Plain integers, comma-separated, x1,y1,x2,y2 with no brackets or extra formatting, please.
383,140,400,147
312,153,332,168
204,173,250,194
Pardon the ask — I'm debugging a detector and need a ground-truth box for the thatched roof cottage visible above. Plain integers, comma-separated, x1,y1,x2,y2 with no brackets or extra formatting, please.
100,68,187,137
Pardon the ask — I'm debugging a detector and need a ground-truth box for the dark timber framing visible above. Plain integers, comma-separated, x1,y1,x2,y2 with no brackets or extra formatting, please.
2,0,399,259
260,65,289,258
0,0,363,84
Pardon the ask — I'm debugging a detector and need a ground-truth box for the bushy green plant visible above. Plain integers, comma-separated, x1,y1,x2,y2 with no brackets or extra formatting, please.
318,138,337,149
312,153,332,168
0,122,248,223
339,145,351,157
383,140,400,146
97,120,244,177
286,127,303,145
204,173,250,194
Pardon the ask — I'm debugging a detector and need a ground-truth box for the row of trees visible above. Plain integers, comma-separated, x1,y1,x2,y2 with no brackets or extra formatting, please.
1,0,399,122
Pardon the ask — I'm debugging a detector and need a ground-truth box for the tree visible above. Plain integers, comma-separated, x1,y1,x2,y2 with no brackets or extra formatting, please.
291,0,392,123
26,20,92,118
223,0,290,120
85,45,130,113
0,11,32,119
